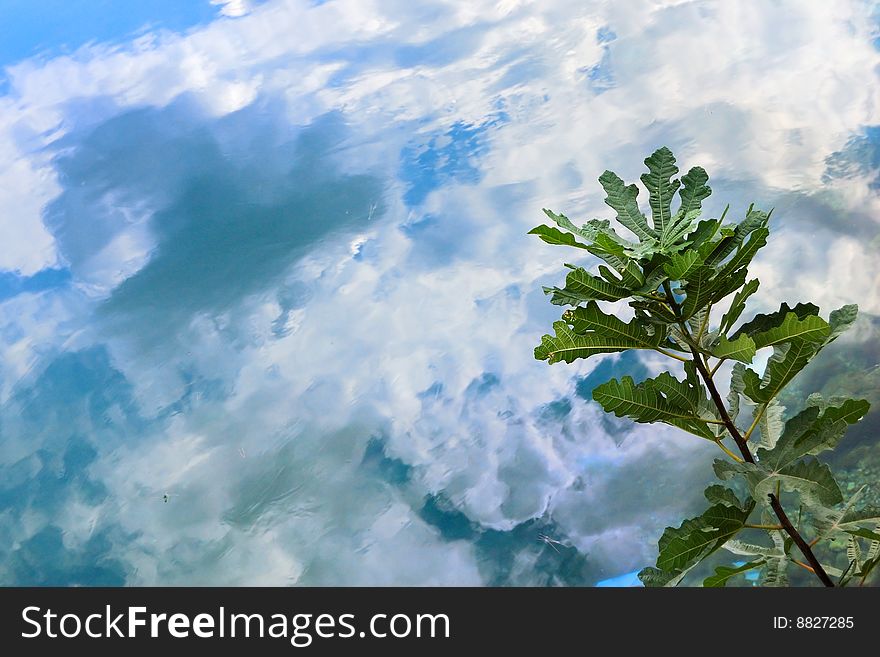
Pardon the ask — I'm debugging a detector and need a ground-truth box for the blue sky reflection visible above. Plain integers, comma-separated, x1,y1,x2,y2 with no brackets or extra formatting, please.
0,0,878,586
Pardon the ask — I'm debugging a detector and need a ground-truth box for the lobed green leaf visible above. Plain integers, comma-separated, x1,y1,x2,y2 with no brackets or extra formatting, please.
704,484,748,510
711,333,756,363
592,373,719,439
528,224,590,249
664,250,703,280
703,560,764,587
543,266,632,305
599,170,657,243
756,398,869,470
731,302,820,341
640,147,680,233
678,166,711,218
654,503,753,577
704,209,769,266
720,278,760,335
535,302,663,363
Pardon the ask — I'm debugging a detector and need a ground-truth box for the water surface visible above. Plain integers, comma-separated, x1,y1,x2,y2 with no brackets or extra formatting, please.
0,0,878,586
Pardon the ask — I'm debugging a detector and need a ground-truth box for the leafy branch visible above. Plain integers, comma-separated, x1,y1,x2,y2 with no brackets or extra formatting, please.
530,147,875,587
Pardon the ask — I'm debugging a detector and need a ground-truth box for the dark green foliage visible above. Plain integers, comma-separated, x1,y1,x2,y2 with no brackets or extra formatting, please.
531,147,875,587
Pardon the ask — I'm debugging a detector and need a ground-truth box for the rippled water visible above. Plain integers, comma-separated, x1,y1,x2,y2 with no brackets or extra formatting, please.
0,0,878,586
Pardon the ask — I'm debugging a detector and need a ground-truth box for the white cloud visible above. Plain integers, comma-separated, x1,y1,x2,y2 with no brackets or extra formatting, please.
212,0,253,18
2,0,879,583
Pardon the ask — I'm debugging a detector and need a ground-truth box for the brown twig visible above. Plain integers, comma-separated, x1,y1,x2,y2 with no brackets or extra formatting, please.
792,559,816,574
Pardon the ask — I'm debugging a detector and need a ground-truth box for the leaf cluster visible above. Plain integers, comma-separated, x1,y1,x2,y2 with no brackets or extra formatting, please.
531,147,874,586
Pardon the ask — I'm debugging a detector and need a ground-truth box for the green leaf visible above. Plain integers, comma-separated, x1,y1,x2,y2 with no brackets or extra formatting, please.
727,363,749,424
663,250,703,280
703,560,764,587
655,503,753,576
806,392,840,413
598,170,657,242
638,567,679,588
755,458,843,507
586,233,632,272
620,260,646,288
687,307,709,336
541,209,603,242
656,165,711,253
713,457,843,507
678,265,716,320
640,147,680,233
534,301,663,364
536,323,638,364
749,312,830,349
598,264,624,285
731,302,820,341
714,227,769,284
722,282,760,334
724,539,785,558
845,528,880,542
713,458,752,482
665,324,691,351
704,209,769,266
757,398,870,468
709,268,749,309
678,166,711,218
755,399,785,450
836,507,880,541
847,535,862,568
741,339,822,403
720,279,760,335
592,374,719,439
711,334,756,363
685,218,720,251
704,484,747,510
811,486,866,543
807,395,870,430
760,531,789,586
868,532,880,562
528,225,590,249
730,364,747,394
860,553,880,581
544,266,632,305
661,210,701,252
567,300,664,344
630,299,679,324
541,210,641,270
827,303,858,342
677,265,748,321
635,263,669,293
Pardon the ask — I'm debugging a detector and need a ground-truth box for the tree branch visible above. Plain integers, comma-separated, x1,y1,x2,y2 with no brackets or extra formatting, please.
692,339,833,585
767,494,833,586
661,281,834,587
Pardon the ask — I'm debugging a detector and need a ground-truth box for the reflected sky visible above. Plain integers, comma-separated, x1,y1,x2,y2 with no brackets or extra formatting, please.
0,0,879,586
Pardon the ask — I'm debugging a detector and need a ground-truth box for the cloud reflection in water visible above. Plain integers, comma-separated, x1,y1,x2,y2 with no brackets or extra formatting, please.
0,0,878,585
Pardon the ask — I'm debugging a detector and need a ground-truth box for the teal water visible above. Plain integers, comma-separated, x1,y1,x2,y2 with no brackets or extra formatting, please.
0,0,878,586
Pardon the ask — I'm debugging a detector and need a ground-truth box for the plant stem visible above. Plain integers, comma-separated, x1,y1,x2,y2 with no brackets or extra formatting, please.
744,523,785,530
743,403,767,442
714,439,743,462
660,281,835,587
698,348,833,586
710,358,726,377
791,558,816,574
655,347,689,363
695,305,712,344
